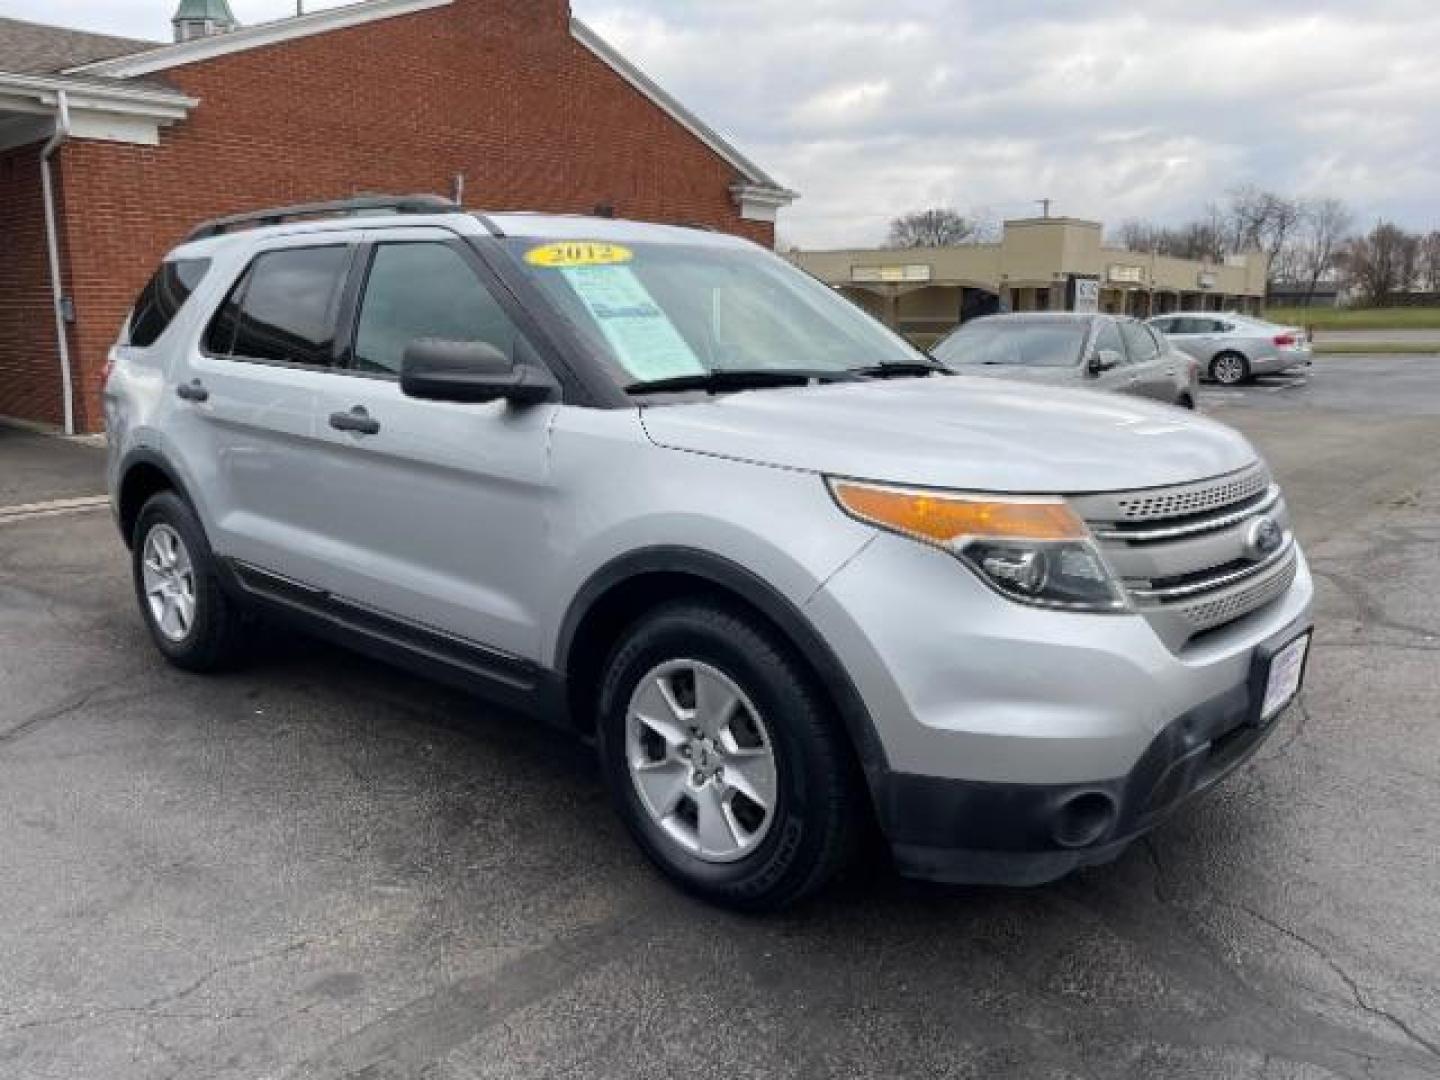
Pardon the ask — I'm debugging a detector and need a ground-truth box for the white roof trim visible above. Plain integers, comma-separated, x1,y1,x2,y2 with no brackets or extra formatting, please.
66,0,452,78
570,17,793,199
0,70,196,120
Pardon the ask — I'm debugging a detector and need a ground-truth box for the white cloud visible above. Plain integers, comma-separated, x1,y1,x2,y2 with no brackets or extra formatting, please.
11,0,1440,246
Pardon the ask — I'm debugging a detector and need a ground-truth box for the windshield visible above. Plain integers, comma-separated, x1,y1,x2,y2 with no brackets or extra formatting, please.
933,322,1089,369
502,237,923,387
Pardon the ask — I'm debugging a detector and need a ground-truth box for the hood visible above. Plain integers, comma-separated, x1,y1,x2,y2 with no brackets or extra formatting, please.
640,377,1255,494
952,365,1080,385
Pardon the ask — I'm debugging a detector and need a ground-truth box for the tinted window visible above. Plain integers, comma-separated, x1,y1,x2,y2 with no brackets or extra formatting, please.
211,246,350,367
128,259,211,347
932,321,1088,368
353,244,518,376
1120,320,1158,362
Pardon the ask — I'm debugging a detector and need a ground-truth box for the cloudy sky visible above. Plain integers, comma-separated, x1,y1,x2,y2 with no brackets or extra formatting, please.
17,0,1440,247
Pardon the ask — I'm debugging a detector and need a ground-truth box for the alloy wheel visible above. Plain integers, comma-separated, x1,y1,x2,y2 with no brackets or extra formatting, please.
1213,355,1246,385
141,523,196,643
625,659,778,863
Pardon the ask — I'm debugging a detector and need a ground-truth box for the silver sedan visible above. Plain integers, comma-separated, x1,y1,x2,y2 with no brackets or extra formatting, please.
1147,313,1312,386
932,313,1200,408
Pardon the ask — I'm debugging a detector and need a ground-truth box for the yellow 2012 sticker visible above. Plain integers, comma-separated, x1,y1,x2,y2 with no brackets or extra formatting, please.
525,242,634,268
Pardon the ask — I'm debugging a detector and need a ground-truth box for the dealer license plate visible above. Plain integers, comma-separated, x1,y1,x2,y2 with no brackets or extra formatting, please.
1262,633,1310,722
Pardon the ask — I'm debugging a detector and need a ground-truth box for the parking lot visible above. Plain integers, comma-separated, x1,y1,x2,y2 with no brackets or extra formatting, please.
2,355,1438,1080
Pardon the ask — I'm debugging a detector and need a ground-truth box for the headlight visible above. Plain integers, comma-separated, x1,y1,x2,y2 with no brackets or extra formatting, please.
828,479,1129,613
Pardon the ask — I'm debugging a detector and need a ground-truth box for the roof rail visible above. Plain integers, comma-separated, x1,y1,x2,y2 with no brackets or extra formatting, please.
184,194,461,242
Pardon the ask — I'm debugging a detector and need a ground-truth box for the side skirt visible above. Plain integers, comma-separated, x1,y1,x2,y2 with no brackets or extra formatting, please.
220,559,571,724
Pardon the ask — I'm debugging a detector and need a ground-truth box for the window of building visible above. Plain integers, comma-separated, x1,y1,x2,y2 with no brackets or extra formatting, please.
352,244,519,376
128,259,211,348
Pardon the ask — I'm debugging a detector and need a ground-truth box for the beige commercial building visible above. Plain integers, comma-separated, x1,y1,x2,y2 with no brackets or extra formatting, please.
792,217,1269,342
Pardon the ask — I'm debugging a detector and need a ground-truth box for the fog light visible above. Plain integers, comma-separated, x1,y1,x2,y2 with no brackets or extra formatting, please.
1052,792,1118,849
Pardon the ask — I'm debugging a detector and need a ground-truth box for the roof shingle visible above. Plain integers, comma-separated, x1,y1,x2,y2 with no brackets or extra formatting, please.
0,15,157,75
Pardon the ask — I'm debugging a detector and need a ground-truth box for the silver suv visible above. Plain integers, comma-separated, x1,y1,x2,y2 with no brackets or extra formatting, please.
105,197,1314,910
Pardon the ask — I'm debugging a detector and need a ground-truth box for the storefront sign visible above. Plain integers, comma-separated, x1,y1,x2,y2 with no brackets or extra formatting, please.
851,264,932,284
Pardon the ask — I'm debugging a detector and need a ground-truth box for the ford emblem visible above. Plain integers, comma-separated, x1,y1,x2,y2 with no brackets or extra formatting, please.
1246,518,1283,560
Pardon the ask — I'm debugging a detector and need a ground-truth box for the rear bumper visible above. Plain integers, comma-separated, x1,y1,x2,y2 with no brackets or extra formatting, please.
1252,350,1311,375
875,613,1310,885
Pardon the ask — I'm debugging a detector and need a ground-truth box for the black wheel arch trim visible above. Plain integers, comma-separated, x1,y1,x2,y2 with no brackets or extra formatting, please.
115,445,202,547
556,546,891,777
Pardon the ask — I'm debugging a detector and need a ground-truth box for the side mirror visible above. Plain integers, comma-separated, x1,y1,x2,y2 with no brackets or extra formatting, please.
1089,349,1122,375
400,339,558,406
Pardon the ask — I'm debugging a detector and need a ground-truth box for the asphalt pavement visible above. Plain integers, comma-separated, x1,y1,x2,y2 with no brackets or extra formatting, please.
2,358,1438,1079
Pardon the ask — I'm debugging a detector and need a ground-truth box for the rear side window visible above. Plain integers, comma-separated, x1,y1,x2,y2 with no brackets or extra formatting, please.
205,246,350,368
128,259,211,347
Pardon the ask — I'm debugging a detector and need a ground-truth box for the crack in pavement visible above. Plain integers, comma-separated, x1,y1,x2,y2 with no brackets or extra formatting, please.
1309,556,1440,645
0,939,315,1038
0,683,171,752
0,687,104,747
1231,902,1440,1063
1095,847,1430,1077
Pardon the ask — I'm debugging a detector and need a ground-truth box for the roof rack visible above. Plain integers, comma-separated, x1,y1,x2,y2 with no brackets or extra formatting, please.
184,194,461,242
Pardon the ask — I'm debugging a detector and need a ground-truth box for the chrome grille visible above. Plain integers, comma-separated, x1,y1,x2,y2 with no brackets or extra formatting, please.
1174,551,1298,633
1072,463,1297,650
1109,464,1270,522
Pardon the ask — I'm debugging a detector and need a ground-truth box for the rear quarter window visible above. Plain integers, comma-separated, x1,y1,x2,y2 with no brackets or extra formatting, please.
127,259,211,347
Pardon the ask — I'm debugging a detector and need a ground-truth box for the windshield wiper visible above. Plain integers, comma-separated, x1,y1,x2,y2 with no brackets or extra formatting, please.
625,369,859,396
848,361,955,379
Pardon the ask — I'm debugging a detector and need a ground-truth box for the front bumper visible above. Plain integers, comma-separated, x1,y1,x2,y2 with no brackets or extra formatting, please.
806,531,1314,885
878,615,1308,885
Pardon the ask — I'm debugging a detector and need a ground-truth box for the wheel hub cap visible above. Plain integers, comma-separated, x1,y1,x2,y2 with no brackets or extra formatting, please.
625,660,778,864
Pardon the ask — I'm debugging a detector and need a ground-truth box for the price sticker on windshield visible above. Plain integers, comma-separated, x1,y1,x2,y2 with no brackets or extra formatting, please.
525,242,634,269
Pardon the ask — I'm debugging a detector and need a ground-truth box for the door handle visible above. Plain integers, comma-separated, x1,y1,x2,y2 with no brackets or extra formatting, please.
175,379,209,403
329,406,380,436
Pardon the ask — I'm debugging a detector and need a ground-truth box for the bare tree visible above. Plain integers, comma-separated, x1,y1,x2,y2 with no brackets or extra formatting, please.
1219,186,1304,282
887,209,979,248
1421,231,1440,292
1346,221,1416,305
1113,217,1223,261
1294,198,1355,305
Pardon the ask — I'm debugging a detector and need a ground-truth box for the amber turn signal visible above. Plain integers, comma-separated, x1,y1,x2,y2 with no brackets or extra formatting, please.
829,480,1088,545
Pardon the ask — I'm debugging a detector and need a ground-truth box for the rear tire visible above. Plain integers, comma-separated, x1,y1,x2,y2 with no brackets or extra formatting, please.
597,601,860,911
1210,352,1250,386
132,491,248,672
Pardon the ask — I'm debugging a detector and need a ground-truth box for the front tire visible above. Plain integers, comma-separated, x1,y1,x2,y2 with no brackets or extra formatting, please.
598,602,860,911
1210,352,1250,386
132,491,248,672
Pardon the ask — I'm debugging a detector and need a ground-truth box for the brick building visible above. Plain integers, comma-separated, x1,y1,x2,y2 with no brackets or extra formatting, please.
0,1,795,433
